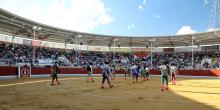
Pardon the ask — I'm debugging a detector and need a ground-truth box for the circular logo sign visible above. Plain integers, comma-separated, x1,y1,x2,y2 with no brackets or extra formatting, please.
21,67,30,77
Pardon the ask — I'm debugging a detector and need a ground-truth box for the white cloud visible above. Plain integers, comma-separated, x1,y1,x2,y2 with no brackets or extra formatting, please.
176,26,197,35
155,15,160,19
128,24,135,30
49,0,65,16
0,0,114,32
142,0,146,5
138,0,147,12
29,3,41,14
207,28,217,32
138,5,144,12
204,0,209,6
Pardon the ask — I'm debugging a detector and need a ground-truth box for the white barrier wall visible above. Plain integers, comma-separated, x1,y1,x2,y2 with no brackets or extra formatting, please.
0,33,218,52
174,46,200,52
0,34,109,51
109,48,130,52
0,34,12,42
66,44,74,49
75,45,88,50
14,37,23,44
88,46,109,51
152,48,163,52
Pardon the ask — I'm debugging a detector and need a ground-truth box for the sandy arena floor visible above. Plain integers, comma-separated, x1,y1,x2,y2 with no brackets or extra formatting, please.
0,76,219,110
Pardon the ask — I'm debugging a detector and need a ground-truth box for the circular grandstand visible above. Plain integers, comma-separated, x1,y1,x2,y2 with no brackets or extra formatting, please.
1,8,220,48
0,6,220,110
1,8,220,77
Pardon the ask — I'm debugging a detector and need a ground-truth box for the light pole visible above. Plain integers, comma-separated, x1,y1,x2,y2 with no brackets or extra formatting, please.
75,36,77,59
32,26,41,61
87,45,89,54
191,36,195,68
75,34,81,65
149,38,155,68
129,38,132,62
113,38,118,66
86,38,89,54
11,36,15,48
130,46,132,61
108,43,111,56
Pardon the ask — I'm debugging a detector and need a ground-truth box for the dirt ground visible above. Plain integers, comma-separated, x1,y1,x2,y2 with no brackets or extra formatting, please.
0,76,219,110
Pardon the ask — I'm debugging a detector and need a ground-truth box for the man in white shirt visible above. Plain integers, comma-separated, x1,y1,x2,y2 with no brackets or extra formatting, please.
144,65,150,81
170,63,178,85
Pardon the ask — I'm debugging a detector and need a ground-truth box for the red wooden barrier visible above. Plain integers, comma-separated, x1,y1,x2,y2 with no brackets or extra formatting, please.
0,66,220,77
149,69,220,77
31,67,103,75
178,70,220,77
0,66,17,76
31,67,51,75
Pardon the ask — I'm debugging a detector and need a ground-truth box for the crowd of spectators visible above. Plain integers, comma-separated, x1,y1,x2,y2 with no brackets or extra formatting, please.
0,43,63,66
1,43,220,69
0,43,131,67
151,52,220,69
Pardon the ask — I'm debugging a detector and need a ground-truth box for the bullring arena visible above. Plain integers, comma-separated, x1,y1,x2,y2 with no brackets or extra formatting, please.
0,7,220,110
0,76,220,110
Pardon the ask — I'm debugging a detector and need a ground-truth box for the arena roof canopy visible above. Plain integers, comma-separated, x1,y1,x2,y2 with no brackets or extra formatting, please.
1,8,220,48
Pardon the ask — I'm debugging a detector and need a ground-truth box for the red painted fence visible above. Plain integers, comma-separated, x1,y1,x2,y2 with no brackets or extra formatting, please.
0,66,17,76
0,66,220,77
149,69,220,77
31,67,103,75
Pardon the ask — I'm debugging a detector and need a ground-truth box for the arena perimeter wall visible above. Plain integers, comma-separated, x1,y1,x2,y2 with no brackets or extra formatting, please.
0,66,220,78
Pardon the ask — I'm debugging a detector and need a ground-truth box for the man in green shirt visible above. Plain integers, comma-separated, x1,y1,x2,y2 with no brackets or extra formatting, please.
159,61,170,91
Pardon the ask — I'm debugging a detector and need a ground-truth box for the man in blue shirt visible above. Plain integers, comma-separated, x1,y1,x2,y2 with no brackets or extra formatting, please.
100,62,114,89
131,64,138,83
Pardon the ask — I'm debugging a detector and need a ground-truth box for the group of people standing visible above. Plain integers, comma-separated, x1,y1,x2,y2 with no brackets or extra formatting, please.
131,64,150,84
159,61,178,91
50,61,178,91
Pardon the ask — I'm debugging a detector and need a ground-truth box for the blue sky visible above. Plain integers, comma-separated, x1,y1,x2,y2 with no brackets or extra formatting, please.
0,0,212,36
